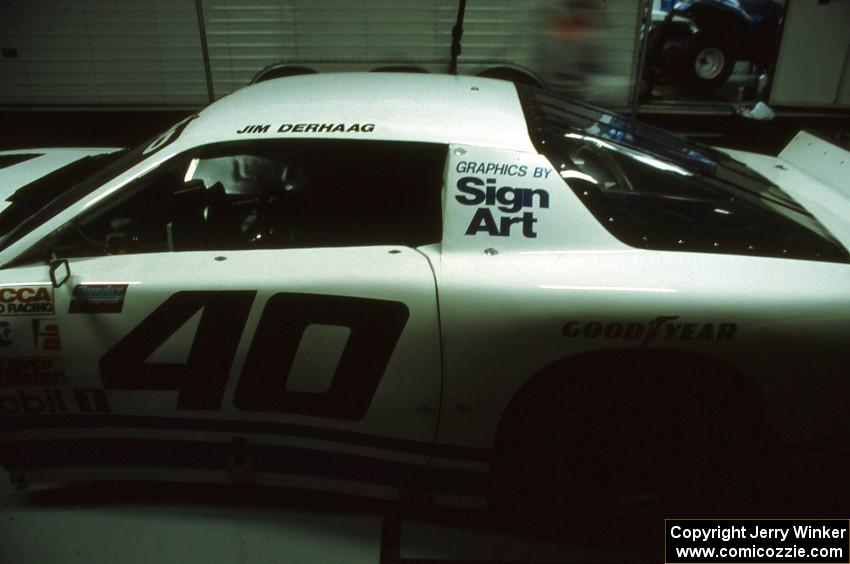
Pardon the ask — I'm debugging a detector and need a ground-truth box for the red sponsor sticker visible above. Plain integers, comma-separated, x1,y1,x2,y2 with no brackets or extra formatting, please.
0,286,54,316
32,319,61,351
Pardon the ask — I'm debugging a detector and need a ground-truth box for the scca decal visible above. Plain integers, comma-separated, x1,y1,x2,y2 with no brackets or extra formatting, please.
101,291,408,420
0,286,54,316
455,176,550,238
236,123,376,134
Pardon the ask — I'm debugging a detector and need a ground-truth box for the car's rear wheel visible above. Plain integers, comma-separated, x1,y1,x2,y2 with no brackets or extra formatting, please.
491,356,767,538
552,387,710,512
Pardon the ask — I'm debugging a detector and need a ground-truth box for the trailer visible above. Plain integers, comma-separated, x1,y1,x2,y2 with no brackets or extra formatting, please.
0,0,640,108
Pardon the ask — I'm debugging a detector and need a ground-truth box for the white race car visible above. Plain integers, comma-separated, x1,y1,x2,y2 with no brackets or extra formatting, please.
1,74,848,524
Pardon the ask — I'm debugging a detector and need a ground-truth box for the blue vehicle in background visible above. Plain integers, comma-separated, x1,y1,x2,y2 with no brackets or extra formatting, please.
646,0,784,93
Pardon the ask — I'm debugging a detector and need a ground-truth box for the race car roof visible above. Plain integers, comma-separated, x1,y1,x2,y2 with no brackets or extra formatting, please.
179,73,536,152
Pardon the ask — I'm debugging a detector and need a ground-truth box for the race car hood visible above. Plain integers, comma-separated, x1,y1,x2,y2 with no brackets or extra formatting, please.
719,131,850,253
0,147,122,214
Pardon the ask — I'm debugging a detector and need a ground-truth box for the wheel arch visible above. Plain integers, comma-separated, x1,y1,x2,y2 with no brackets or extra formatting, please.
492,348,773,459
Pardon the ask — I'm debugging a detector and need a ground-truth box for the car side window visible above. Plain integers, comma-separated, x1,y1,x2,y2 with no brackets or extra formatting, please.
46,140,445,258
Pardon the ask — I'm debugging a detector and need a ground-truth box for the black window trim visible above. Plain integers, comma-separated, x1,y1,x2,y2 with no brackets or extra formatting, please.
516,84,850,264
11,138,448,266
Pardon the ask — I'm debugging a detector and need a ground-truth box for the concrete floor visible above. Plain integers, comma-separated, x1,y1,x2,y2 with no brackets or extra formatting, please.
3,440,848,564
2,485,381,563
0,471,652,564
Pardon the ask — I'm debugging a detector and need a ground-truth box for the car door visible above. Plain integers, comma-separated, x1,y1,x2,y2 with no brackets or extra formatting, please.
1,138,445,469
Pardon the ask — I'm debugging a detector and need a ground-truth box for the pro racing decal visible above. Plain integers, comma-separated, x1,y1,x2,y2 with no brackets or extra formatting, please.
0,286,54,316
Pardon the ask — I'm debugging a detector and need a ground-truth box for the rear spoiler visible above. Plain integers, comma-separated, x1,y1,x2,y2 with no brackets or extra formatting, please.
779,131,850,197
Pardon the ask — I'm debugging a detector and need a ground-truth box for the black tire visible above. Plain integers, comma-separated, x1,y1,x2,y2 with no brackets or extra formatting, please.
679,33,736,92
491,354,768,539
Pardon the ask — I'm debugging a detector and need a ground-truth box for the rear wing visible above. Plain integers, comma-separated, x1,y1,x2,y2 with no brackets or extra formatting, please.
779,131,850,197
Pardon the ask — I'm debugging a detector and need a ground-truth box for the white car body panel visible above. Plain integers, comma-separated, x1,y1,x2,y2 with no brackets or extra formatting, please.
180,73,537,153
777,131,850,197
1,74,848,501
1,246,442,461
435,248,850,449
720,140,850,251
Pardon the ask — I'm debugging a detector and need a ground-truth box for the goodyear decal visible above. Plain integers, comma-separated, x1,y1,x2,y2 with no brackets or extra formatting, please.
0,286,54,316
562,316,739,344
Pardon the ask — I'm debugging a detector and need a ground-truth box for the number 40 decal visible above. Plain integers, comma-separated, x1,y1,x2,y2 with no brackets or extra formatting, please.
100,291,409,420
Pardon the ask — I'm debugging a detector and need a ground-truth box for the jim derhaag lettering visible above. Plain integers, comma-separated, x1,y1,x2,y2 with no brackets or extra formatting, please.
236,123,376,134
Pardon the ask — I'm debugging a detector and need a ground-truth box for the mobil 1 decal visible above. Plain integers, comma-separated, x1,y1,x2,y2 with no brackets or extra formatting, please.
454,160,552,238
0,386,110,415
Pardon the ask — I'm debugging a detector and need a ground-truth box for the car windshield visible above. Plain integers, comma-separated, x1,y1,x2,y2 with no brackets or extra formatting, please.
517,85,849,263
0,115,197,252
0,151,129,245
0,149,145,251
